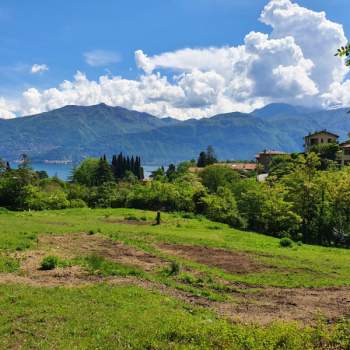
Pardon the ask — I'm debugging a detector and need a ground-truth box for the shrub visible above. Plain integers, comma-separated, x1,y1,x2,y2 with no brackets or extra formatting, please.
125,215,139,221
40,256,59,270
168,261,181,276
69,199,87,208
279,237,293,248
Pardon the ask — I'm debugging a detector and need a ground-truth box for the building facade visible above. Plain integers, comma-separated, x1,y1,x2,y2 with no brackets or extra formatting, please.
256,150,287,173
304,130,339,153
339,134,350,166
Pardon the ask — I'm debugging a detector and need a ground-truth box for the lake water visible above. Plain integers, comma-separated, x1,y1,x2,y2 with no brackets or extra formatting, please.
12,163,161,181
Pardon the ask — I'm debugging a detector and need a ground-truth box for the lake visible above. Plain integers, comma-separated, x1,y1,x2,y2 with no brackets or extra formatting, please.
12,163,161,180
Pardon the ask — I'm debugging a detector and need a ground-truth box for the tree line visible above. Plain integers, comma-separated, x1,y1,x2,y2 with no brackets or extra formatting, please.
1,147,350,248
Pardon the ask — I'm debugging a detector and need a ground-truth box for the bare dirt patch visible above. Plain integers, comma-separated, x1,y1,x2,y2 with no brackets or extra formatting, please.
213,284,350,325
0,236,349,325
37,233,163,271
0,233,164,287
158,243,265,274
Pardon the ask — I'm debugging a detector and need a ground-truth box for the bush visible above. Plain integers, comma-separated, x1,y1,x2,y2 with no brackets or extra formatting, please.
125,215,139,221
279,237,293,248
69,199,87,208
168,261,181,276
40,256,59,270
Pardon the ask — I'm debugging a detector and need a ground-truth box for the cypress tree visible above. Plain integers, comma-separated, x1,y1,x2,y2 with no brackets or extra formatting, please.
111,155,118,179
130,156,135,175
197,151,207,167
95,157,114,185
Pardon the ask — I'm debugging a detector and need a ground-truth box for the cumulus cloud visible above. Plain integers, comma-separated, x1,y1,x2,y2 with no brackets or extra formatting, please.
0,98,16,119
1,0,349,120
30,64,49,74
84,50,121,67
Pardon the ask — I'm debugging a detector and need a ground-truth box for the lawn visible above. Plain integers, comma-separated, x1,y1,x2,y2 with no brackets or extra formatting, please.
0,208,349,349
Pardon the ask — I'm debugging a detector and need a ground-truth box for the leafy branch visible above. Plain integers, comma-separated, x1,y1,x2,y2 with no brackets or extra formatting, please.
335,44,350,66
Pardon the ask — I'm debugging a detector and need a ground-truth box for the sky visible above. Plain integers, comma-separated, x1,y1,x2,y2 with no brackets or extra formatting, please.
0,0,349,120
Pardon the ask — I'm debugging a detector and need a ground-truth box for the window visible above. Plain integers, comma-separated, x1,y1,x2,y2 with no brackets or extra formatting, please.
328,138,333,143
344,149,350,156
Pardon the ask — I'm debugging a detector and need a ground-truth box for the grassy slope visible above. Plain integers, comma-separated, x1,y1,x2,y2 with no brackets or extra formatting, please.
0,208,349,349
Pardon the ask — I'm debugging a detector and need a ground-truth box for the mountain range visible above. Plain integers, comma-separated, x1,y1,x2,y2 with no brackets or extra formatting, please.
1,103,349,165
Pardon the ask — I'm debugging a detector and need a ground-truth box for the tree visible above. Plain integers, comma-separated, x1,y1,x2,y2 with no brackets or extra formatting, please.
19,153,31,170
197,146,218,167
309,143,340,170
197,151,207,168
151,166,165,180
95,156,114,185
72,158,100,186
206,145,217,165
111,153,144,180
199,165,240,193
166,164,176,181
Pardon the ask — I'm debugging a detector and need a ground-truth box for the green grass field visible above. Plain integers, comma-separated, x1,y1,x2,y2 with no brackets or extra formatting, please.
0,208,349,349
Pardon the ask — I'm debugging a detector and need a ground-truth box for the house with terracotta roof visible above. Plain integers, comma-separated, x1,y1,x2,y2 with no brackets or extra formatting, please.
255,150,287,173
339,133,350,166
304,130,339,153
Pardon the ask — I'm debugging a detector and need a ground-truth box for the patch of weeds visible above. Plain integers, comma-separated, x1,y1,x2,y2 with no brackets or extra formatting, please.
0,256,19,273
125,215,140,221
79,255,145,277
15,242,31,251
176,223,182,228
27,233,37,241
88,230,95,235
40,256,71,270
40,256,59,270
179,272,202,285
168,261,181,276
140,216,147,221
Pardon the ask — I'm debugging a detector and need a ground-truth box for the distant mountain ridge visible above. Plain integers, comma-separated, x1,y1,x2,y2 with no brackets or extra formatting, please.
0,103,349,164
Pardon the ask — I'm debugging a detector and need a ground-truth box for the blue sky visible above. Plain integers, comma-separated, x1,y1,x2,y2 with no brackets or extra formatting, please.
0,0,349,119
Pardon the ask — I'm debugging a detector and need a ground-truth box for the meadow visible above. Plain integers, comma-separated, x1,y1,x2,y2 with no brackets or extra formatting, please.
0,207,349,349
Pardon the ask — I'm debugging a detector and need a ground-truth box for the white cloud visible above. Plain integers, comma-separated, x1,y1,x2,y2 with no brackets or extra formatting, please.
30,64,49,74
84,50,121,67
0,0,349,120
0,98,16,119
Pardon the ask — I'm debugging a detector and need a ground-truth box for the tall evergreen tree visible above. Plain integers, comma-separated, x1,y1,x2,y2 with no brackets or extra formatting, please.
206,145,217,165
197,151,207,167
95,156,114,185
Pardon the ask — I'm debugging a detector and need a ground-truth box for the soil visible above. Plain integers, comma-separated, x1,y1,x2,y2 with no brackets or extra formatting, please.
158,243,266,274
212,285,350,325
0,235,349,325
0,233,164,287
37,233,163,271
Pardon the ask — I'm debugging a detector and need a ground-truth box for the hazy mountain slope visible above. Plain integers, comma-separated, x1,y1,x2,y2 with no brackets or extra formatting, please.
0,103,349,164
